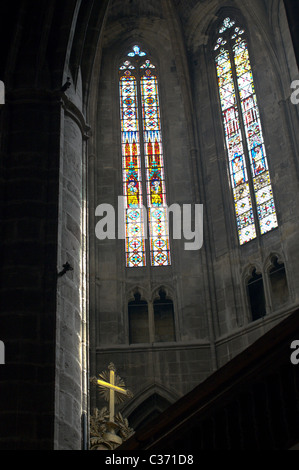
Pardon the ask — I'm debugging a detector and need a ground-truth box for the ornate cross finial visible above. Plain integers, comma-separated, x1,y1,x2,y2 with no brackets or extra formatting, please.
92,363,133,423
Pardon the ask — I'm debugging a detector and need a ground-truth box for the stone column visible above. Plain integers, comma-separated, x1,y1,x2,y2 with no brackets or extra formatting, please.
54,93,90,450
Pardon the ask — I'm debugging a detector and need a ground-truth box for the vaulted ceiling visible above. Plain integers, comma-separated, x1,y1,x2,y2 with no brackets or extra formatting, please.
107,0,209,23
108,0,164,20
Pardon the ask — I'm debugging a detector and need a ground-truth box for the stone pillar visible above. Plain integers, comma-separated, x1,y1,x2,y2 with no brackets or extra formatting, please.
0,86,89,450
54,94,89,450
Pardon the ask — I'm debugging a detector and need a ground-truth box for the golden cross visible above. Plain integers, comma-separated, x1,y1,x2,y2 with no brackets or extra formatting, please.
96,363,132,423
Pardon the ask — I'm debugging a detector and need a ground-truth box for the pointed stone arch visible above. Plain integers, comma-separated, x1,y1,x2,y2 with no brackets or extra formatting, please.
127,285,150,304
121,382,180,431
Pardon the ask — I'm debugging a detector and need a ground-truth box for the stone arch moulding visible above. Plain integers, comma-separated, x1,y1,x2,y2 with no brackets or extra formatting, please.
242,263,263,284
152,284,175,303
103,17,171,62
120,382,180,427
264,251,285,272
127,286,151,304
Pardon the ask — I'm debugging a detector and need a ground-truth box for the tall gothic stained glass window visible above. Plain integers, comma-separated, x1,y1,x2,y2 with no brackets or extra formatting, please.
214,18,278,245
119,46,171,267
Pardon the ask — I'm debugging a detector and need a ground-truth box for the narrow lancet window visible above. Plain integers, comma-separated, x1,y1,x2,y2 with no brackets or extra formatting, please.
153,290,175,342
214,18,278,245
128,292,149,344
269,256,289,306
247,268,266,321
141,61,171,267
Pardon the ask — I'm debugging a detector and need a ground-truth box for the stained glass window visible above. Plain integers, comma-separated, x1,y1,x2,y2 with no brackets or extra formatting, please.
120,62,146,267
119,47,171,267
214,18,278,245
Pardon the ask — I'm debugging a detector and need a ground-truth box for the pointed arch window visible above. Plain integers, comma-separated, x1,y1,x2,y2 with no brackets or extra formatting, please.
214,17,278,245
128,292,149,344
153,289,176,343
128,288,176,344
119,46,171,267
247,268,266,321
269,256,289,307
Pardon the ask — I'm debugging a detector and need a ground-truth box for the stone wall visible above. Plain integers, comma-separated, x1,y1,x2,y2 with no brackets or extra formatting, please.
89,0,299,426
